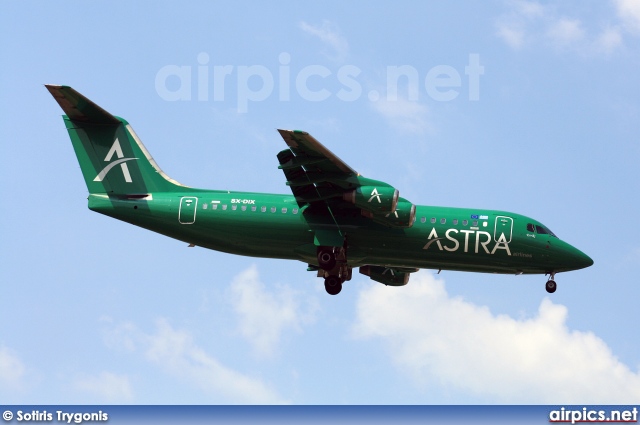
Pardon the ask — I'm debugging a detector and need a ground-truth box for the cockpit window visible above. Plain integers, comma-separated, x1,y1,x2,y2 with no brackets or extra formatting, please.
527,223,535,232
535,224,557,237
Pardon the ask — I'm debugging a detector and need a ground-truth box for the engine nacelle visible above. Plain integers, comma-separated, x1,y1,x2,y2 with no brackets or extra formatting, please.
361,201,416,228
359,265,410,286
343,185,399,214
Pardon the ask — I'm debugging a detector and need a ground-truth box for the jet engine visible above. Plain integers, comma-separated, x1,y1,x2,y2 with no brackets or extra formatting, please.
361,201,416,228
343,185,399,214
359,265,413,286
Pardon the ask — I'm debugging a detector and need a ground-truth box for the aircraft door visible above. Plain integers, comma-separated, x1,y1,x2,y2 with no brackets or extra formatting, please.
179,197,198,224
494,216,513,243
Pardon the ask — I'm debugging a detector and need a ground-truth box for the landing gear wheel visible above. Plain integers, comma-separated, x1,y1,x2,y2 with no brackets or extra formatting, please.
317,247,336,271
324,275,342,295
545,280,557,294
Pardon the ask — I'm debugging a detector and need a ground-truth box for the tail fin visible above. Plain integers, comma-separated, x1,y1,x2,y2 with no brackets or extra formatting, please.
46,85,186,195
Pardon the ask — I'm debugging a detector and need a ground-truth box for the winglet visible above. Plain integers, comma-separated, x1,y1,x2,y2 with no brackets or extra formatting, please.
45,84,120,125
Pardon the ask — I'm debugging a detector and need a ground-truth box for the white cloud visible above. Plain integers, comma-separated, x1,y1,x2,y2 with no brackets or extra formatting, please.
228,265,317,357
495,0,545,49
496,0,638,55
101,316,138,352
513,0,545,19
594,26,624,54
353,272,640,403
105,318,288,404
496,22,527,49
615,0,640,34
370,96,430,135
144,319,288,404
546,18,585,46
100,267,300,403
495,0,539,49
0,345,26,390
298,20,349,61
73,371,134,402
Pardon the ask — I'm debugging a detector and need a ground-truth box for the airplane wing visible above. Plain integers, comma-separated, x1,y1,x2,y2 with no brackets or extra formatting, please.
277,129,359,206
276,130,416,231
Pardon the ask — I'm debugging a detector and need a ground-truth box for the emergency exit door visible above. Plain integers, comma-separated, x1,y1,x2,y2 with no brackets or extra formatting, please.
179,197,198,224
494,216,513,243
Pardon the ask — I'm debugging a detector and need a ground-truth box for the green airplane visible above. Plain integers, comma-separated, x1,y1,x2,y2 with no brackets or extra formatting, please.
46,85,593,296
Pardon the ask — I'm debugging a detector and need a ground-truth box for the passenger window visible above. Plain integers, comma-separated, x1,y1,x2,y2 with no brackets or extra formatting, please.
421,217,426,223
222,205,227,210
453,219,458,225
212,204,218,210
462,219,468,226
232,205,237,211
472,220,478,226
270,207,276,213
293,208,299,214
251,206,257,212
203,203,208,210
440,218,446,224
241,205,247,211
261,206,266,212
431,217,436,224
527,223,535,232
282,207,287,213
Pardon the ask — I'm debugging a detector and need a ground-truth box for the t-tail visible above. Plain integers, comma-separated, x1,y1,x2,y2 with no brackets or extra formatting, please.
46,85,186,195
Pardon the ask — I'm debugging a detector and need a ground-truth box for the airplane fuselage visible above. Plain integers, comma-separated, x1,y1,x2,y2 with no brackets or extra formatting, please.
89,190,589,277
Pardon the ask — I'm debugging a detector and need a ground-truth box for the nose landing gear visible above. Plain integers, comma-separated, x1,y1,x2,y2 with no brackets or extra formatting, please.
545,273,557,293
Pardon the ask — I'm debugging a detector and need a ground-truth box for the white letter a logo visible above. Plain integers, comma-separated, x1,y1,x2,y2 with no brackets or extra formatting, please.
368,188,382,203
93,138,138,182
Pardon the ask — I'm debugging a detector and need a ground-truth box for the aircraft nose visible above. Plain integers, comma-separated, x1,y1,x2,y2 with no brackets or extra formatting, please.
564,244,594,271
575,249,594,269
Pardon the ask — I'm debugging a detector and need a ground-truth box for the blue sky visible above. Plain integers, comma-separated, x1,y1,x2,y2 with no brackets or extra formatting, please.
1,0,639,404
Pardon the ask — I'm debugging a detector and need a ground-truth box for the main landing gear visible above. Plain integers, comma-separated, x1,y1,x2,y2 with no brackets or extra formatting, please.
317,245,352,295
545,272,557,294
324,275,342,295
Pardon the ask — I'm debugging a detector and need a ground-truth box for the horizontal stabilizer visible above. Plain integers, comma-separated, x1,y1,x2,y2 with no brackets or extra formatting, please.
45,84,120,125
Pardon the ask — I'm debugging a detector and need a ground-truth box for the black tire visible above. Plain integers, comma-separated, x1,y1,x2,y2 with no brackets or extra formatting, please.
324,275,342,295
317,247,336,271
545,280,557,294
